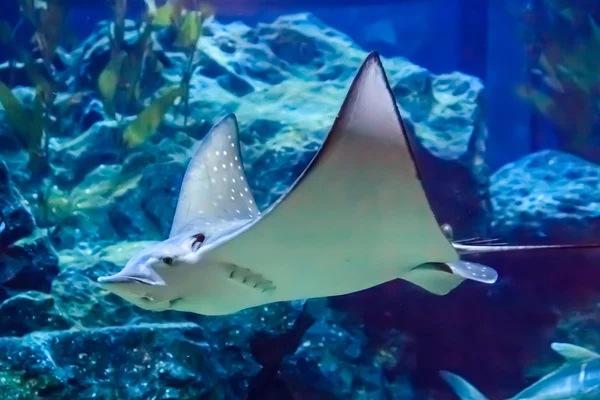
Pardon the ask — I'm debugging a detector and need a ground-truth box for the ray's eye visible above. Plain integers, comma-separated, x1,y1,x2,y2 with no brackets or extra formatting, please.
162,257,174,266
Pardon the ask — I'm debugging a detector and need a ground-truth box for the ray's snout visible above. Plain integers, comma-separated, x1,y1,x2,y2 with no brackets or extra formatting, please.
97,274,135,284
97,257,167,287
97,266,174,312
96,276,144,302
96,254,172,306
97,271,165,286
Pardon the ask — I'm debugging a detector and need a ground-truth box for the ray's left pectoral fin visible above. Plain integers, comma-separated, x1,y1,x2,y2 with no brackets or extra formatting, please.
169,114,259,238
402,261,498,295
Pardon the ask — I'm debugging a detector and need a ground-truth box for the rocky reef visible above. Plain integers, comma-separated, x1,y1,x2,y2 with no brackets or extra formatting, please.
490,149,600,242
0,10,533,400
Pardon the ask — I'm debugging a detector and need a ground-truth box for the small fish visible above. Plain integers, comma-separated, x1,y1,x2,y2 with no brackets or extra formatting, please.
0,220,5,234
441,342,600,400
97,52,600,316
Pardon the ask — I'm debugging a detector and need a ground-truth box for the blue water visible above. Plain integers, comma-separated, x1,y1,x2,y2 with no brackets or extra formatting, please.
0,0,599,399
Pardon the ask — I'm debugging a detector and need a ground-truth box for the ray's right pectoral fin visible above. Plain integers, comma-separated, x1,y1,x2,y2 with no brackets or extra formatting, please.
403,261,498,295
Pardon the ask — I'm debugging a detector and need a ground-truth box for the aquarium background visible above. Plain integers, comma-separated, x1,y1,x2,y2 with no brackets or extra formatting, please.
1,0,600,399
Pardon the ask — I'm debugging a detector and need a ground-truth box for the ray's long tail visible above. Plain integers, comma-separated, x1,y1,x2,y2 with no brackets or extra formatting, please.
439,371,490,400
453,241,600,255
442,225,600,255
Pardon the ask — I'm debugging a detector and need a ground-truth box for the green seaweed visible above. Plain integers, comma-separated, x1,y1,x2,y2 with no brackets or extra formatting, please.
47,169,143,220
0,81,44,161
123,23,154,107
145,0,183,26
122,85,184,147
175,10,204,48
98,50,127,118
109,0,127,54
0,82,30,136
517,2,600,161
0,0,216,228
6,4,70,226
33,0,66,65
174,4,213,126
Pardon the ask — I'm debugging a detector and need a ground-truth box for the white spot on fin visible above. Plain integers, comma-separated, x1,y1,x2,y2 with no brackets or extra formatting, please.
444,261,498,284
170,114,259,238
551,343,600,362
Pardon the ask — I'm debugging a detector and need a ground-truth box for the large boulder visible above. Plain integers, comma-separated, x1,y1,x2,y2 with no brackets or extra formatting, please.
0,162,59,303
490,149,600,242
0,323,253,400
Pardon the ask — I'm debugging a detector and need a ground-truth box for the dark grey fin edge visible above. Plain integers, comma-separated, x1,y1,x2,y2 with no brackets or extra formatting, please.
299,51,425,186
357,52,425,183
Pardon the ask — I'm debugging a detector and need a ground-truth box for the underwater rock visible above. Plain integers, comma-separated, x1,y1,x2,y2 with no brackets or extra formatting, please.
74,20,145,91
490,149,600,242
0,291,71,337
0,161,59,303
0,87,39,182
116,153,193,239
52,92,106,137
0,61,44,89
50,120,122,186
281,320,417,399
0,161,36,245
0,234,59,301
0,323,254,400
